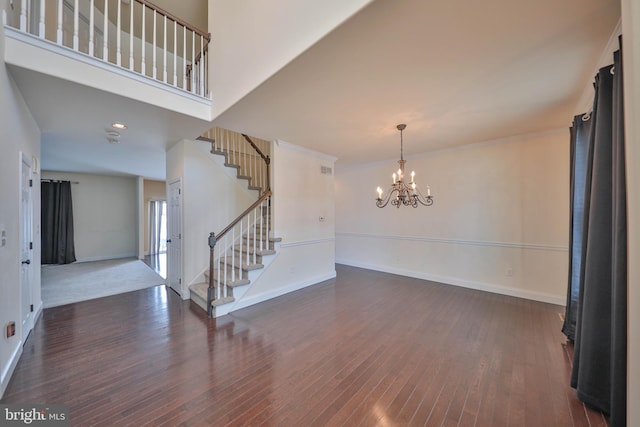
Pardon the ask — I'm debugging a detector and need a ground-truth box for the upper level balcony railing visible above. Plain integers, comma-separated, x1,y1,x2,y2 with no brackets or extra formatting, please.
3,0,210,98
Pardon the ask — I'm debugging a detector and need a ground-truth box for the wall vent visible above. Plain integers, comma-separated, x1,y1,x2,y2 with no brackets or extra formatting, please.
321,166,332,175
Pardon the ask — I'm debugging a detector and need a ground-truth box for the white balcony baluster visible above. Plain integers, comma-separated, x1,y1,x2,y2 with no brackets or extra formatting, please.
103,0,109,60
19,0,26,31
73,0,79,50
152,10,157,79
141,5,146,75
182,26,187,89
199,34,204,95
56,0,63,44
38,0,45,39
116,0,121,65
191,31,195,93
163,15,167,83
129,0,134,70
172,20,177,86
88,0,94,56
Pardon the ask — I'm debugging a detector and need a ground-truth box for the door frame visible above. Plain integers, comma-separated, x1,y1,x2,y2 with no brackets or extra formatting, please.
167,178,183,297
19,152,34,343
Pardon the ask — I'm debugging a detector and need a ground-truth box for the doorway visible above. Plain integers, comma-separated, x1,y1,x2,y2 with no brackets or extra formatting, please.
147,199,167,278
20,153,34,342
167,179,182,296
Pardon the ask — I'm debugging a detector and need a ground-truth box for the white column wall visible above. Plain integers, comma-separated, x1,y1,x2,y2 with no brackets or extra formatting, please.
236,140,337,307
0,15,41,398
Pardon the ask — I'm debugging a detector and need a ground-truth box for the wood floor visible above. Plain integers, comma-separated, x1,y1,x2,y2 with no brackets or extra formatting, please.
2,265,606,426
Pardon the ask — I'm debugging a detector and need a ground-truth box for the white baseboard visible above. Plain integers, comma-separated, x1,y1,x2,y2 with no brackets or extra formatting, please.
33,300,43,322
0,342,23,400
336,259,565,306
231,271,337,312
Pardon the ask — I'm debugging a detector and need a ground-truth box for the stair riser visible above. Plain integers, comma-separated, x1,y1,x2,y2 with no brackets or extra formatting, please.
229,252,264,264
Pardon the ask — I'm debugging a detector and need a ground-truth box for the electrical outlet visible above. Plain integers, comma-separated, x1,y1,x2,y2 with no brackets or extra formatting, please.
1,228,6,247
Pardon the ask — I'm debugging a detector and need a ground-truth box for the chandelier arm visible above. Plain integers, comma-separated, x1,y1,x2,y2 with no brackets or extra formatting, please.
412,186,434,206
375,188,394,208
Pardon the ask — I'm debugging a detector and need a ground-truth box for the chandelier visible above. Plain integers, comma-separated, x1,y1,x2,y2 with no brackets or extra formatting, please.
376,124,434,208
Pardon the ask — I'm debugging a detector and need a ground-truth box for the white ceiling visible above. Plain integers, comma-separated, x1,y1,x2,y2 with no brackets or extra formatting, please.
9,0,620,178
9,67,210,180
213,0,620,166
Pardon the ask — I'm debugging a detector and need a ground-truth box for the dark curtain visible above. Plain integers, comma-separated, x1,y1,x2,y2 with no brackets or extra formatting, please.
41,181,76,264
567,46,627,426
562,113,591,340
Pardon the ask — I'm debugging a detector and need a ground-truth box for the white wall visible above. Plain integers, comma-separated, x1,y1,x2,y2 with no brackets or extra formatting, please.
335,129,569,305
236,141,337,307
621,0,639,424
166,139,256,297
0,9,41,398
41,171,138,262
208,0,373,117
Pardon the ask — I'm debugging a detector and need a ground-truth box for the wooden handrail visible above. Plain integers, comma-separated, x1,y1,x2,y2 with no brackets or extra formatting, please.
241,134,270,163
135,0,211,41
215,190,272,242
192,43,209,65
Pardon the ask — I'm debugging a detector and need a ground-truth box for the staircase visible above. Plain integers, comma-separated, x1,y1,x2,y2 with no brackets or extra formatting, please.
189,128,281,317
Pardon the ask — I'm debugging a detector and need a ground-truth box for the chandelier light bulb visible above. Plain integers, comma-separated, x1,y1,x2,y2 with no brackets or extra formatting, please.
377,186,383,199
392,172,397,184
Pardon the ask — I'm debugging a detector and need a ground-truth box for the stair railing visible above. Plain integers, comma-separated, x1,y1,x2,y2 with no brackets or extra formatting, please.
3,0,210,97
206,133,272,317
199,128,271,195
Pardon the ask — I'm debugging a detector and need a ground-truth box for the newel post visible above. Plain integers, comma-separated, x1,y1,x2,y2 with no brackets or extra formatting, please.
207,232,216,317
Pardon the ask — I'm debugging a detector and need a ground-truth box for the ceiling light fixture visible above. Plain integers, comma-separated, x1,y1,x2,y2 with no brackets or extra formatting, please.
112,122,127,130
376,124,434,208
107,131,120,144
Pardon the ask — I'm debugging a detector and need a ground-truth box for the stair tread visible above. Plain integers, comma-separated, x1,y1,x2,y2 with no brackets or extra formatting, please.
212,296,235,307
217,260,265,271
189,282,237,306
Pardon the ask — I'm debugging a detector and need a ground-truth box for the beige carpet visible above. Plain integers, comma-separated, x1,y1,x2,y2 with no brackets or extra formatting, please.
42,258,166,308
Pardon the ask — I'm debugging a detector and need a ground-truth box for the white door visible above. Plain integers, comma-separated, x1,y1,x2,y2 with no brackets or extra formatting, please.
20,154,34,341
167,179,182,296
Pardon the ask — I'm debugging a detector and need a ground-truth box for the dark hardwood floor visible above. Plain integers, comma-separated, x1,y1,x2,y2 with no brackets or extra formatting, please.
2,264,606,426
